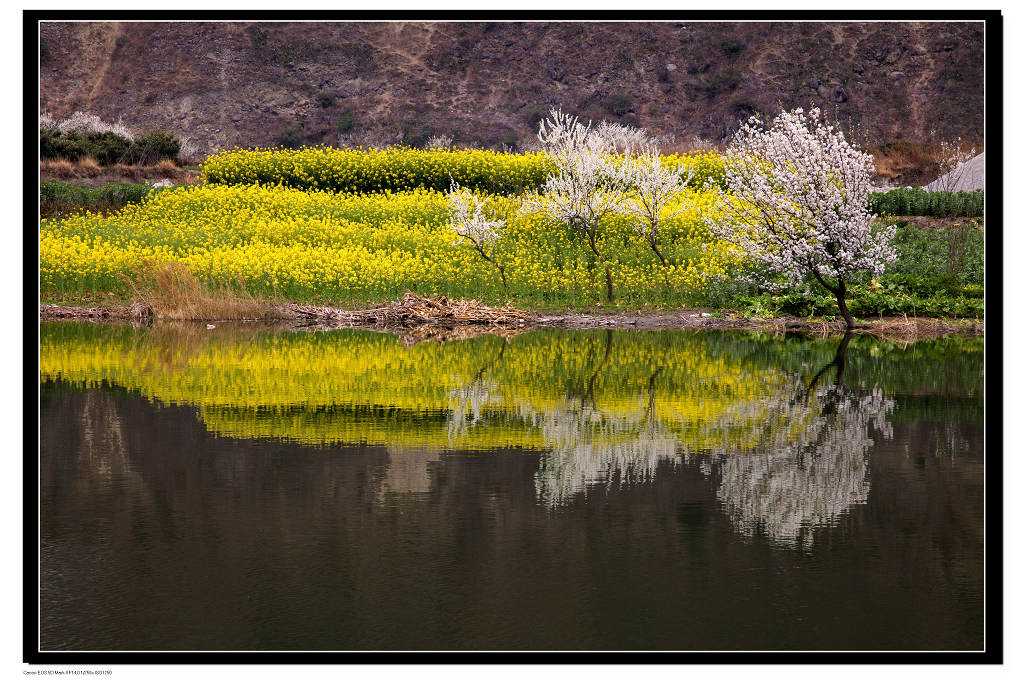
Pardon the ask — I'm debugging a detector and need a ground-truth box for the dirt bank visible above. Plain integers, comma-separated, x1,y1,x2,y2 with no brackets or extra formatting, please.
39,299,983,340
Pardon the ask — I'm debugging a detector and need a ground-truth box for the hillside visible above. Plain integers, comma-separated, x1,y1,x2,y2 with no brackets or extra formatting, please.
38,21,984,158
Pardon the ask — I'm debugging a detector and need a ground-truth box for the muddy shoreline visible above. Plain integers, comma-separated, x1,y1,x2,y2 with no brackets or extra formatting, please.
39,302,983,339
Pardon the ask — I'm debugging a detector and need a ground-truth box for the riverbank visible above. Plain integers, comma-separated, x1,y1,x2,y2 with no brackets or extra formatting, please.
39,295,984,341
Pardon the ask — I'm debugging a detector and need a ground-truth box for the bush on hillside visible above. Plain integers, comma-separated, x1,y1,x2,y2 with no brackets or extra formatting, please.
40,128,184,165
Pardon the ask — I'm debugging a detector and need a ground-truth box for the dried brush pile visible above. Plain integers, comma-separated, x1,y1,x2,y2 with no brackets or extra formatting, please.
289,292,535,327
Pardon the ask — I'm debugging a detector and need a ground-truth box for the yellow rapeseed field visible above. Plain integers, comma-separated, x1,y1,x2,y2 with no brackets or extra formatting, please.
200,145,728,195
40,180,744,306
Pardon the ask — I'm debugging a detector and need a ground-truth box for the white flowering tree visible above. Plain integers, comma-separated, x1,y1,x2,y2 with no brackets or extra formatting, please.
708,108,895,329
447,181,508,290
611,145,694,266
592,120,651,156
524,109,625,302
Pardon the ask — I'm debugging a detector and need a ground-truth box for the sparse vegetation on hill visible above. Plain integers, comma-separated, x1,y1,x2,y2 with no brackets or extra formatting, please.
39,21,984,185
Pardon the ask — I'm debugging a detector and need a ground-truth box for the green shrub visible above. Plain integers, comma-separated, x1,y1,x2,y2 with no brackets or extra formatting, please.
400,122,433,148
720,38,746,56
606,93,633,117
725,222,985,320
133,130,181,164
39,130,132,164
336,111,355,133
40,128,183,165
276,125,304,149
500,132,520,150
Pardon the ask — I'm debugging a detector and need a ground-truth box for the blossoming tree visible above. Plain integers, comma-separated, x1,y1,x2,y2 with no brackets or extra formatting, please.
524,109,626,302
447,181,508,290
611,145,694,267
708,107,895,328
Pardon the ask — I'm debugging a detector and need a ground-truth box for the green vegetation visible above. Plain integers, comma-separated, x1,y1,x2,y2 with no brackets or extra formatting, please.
727,223,984,319
336,111,355,132
40,128,184,165
39,143,982,321
868,188,984,218
39,180,157,218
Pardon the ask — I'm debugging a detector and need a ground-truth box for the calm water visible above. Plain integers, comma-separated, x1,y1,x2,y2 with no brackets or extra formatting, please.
38,322,985,651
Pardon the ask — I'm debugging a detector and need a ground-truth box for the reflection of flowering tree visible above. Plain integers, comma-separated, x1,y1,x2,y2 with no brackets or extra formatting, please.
447,376,501,443
438,330,895,546
446,339,507,444
522,396,680,508
712,382,893,547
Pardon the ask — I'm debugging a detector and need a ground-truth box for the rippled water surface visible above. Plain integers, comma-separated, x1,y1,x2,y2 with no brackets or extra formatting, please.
38,322,984,651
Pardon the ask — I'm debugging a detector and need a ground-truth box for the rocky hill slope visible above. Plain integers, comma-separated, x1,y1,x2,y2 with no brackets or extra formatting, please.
38,21,985,156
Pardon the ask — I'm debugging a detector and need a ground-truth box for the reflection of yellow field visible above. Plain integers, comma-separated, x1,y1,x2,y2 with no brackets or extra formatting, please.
41,324,799,451
42,322,901,544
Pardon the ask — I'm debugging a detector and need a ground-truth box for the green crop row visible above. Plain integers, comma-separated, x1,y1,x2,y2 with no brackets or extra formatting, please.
868,188,984,218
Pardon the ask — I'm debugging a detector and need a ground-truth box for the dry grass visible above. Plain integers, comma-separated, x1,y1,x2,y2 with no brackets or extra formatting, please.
154,158,181,175
40,160,202,187
112,163,144,182
125,261,278,321
867,139,984,186
869,141,939,184
77,156,102,177
44,159,76,178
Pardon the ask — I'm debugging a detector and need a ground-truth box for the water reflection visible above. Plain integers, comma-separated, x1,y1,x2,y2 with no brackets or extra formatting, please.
39,322,985,651
40,323,978,543
712,385,891,547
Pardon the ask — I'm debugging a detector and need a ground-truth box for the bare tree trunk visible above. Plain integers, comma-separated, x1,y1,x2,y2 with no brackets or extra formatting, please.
649,238,668,267
474,245,508,292
581,222,614,303
812,268,856,330
805,330,853,396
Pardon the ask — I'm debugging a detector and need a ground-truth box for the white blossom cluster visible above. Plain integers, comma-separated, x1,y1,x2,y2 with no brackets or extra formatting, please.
933,137,977,192
427,134,455,150
610,147,694,264
49,110,137,141
709,107,896,286
446,181,505,248
446,375,501,444
524,109,694,286
593,120,651,155
446,181,509,287
517,399,681,508
522,109,625,235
